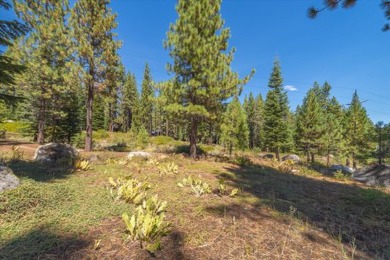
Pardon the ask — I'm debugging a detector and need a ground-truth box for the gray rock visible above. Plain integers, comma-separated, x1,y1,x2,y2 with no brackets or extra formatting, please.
127,151,152,160
88,154,100,162
34,143,78,166
329,164,355,175
352,164,390,188
259,153,274,159
282,154,301,163
0,166,20,192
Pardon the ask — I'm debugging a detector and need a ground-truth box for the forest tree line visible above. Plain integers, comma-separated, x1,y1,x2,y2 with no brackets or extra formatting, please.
0,0,387,165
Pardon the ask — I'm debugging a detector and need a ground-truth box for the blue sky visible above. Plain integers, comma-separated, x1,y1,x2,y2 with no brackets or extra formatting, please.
3,0,390,123
111,0,390,123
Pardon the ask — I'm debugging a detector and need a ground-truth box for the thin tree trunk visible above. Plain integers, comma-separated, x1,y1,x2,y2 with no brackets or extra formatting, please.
326,149,330,167
37,97,45,144
311,152,315,163
108,103,114,132
275,146,280,161
306,147,310,163
85,80,93,152
189,118,198,158
166,118,169,136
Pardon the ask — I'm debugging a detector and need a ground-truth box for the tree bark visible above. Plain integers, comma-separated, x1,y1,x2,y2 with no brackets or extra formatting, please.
326,150,330,167
85,79,93,152
189,118,198,158
37,97,45,144
108,103,114,132
306,147,310,163
275,146,280,161
166,118,169,136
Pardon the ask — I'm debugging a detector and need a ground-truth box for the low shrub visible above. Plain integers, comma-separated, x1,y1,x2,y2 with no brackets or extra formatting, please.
74,159,91,171
122,195,171,254
108,176,151,205
158,162,179,175
177,175,212,197
150,136,174,145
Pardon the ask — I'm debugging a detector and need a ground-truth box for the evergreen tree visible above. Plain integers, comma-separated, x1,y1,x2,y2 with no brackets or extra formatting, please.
0,0,28,87
344,91,373,168
164,0,253,158
104,44,122,132
93,95,106,130
375,121,386,164
322,96,344,166
220,97,249,156
296,88,324,163
71,0,120,151
140,63,154,133
120,72,139,132
263,60,290,160
244,92,256,149
12,0,78,143
253,94,264,149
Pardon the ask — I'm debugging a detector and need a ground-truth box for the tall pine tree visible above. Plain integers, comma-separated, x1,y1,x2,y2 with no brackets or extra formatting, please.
0,0,28,87
344,91,373,168
140,63,154,133
296,87,324,163
71,0,120,151
220,97,249,156
244,92,256,149
263,60,290,161
120,72,139,132
164,0,253,158
13,0,78,143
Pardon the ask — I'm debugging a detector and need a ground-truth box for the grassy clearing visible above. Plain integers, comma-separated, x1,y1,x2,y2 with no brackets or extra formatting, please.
0,142,389,259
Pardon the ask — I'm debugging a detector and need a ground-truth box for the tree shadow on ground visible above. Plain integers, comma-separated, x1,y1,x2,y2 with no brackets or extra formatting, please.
0,226,89,259
7,159,73,182
208,163,390,259
0,140,33,146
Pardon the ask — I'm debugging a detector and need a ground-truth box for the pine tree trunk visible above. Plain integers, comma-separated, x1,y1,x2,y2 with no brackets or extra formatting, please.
189,118,198,158
326,149,330,167
108,103,114,132
85,80,93,152
306,147,310,163
311,153,315,163
37,97,45,144
275,146,280,161
166,118,169,136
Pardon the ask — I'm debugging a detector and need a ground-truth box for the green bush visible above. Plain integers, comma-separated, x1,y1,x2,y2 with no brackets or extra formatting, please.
0,121,28,133
94,129,109,139
150,136,174,145
136,126,149,148
72,132,86,148
0,128,5,139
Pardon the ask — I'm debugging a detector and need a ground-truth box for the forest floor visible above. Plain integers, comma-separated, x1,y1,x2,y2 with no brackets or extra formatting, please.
0,139,389,259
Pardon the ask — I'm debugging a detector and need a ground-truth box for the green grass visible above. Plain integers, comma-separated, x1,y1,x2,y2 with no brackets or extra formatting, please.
0,164,127,258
